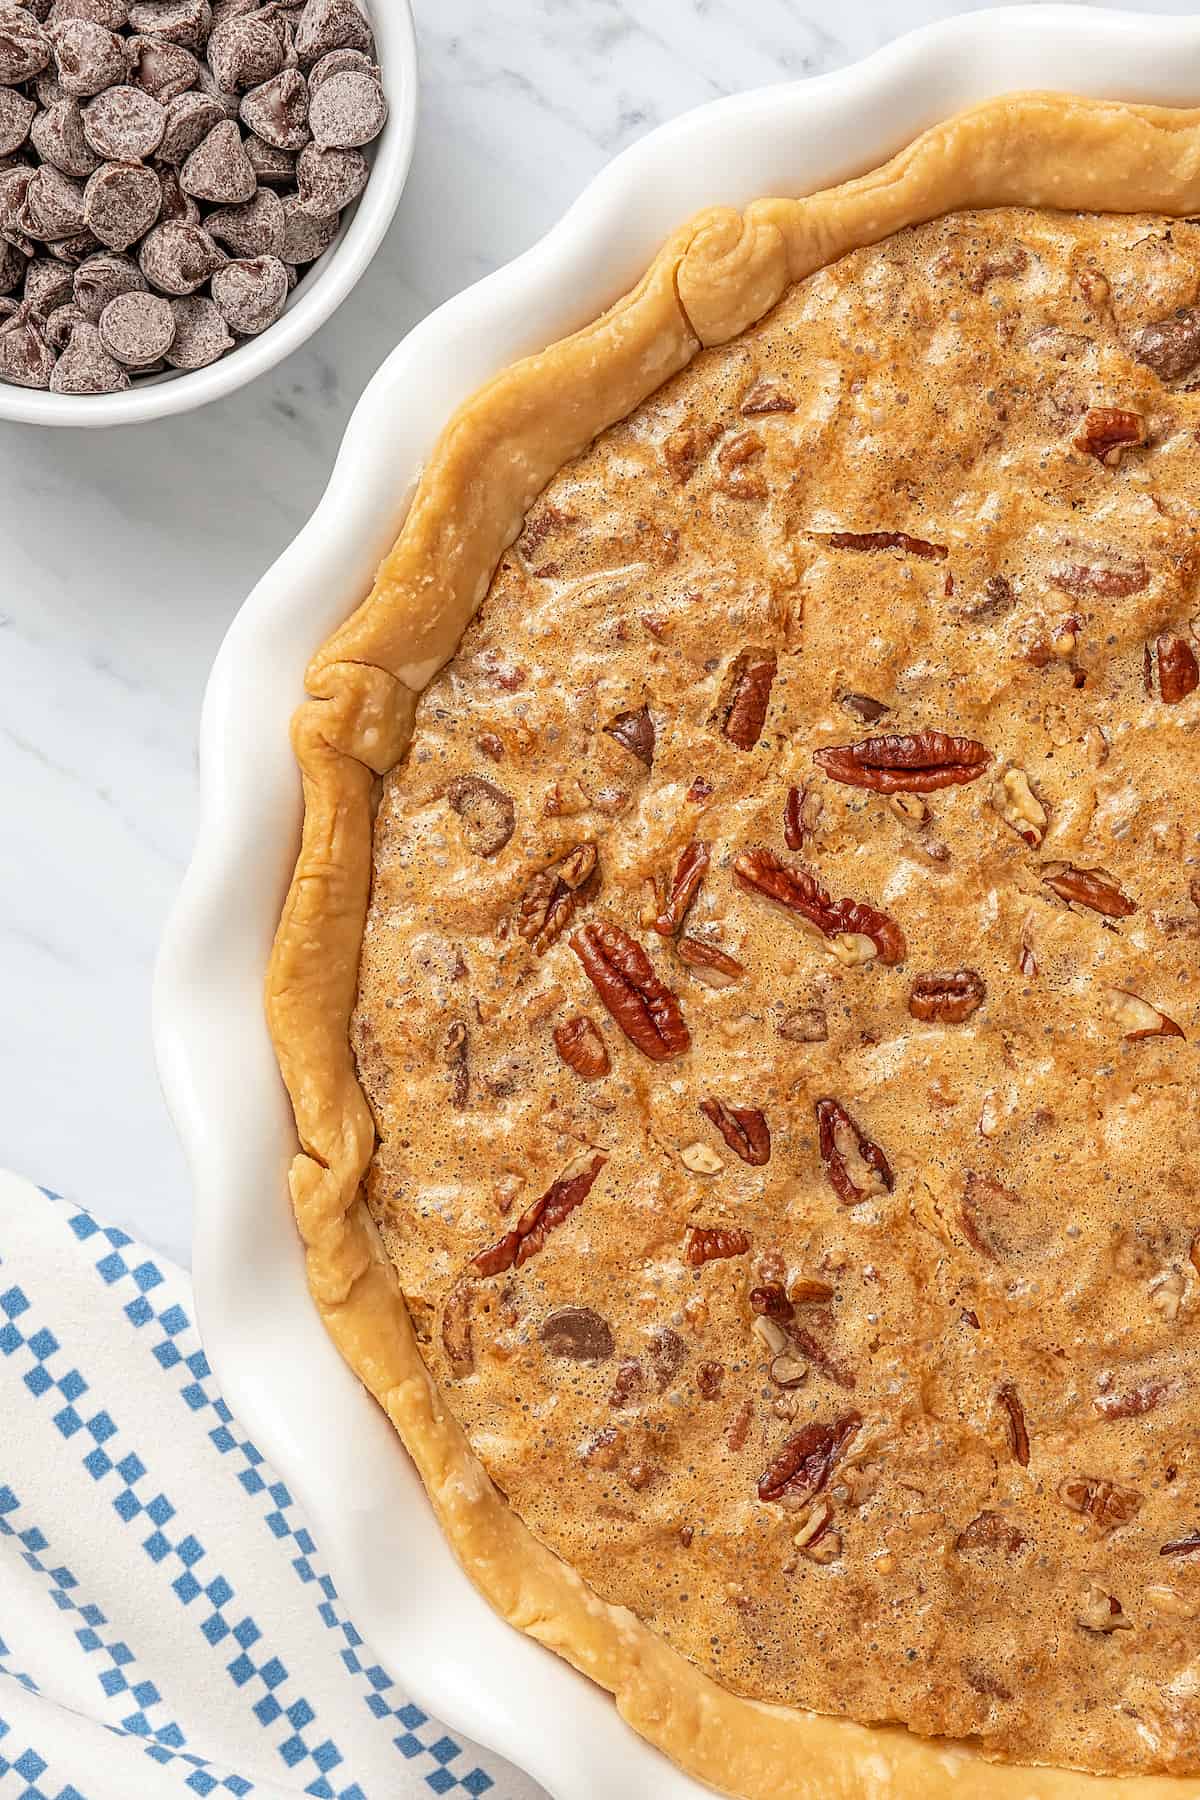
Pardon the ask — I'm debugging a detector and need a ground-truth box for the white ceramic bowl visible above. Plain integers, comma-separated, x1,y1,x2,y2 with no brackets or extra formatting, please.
0,0,417,429
155,10,1200,1796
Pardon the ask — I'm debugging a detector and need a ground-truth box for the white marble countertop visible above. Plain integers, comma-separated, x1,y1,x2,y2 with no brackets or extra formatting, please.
2,0,1192,1265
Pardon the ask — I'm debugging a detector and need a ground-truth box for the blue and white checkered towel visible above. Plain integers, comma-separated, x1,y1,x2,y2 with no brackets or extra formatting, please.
0,1173,543,1800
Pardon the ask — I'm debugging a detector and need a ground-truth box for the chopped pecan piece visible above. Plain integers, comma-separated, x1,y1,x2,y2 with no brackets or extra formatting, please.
539,1306,614,1362
715,429,766,498
571,920,689,1062
472,1150,607,1276
955,1511,1027,1554
741,378,795,414
839,691,891,724
991,768,1047,847
814,730,990,793
716,647,777,750
908,969,985,1024
815,1098,894,1205
750,1283,794,1321
790,1277,835,1306
1042,862,1136,918
647,1326,687,1391
442,1021,469,1108
1049,559,1148,598
604,705,656,766
608,1358,644,1408
518,842,599,954
553,1014,611,1079
1059,1476,1142,1531
676,934,744,988
997,1382,1030,1466
1076,1584,1131,1633
777,1005,828,1043
734,848,906,965
821,530,948,561
441,1280,474,1377
663,418,717,483
1161,1532,1200,1558
789,1323,855,1390
1150,633,1200,704
1105,988,1184,1042
962,573,1016,620
696,1360,724,1398
783,781,823,851
653,840,710,935
1073,406,1144,464
757,1412,860,1504
726,1400,754,1451
969,246,1029,292
1094,1377,1177,1419
685,1224,751,1266
960,1171,1027,1262
446,775,516,857
1130,307,1200,382
699,1098,771,1167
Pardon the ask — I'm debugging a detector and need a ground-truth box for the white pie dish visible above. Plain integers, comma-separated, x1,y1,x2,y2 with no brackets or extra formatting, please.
154,11,1200,1797
0,0,417,429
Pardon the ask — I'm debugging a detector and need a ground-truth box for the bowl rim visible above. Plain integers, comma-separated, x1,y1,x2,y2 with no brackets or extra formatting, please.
155,10,1200,1796
0,0,418,430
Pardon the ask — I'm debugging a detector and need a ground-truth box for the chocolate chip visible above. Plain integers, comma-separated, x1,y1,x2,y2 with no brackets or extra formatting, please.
278,188,330,260
49,18,127,94
0,164,33,249
49,0,130,27
97,282,169,359
294,138,361,214
83,156,158,245
50,313,127,386
82,81,163,155
307,67,381,148
164,287,227,363
0,6,52,83
46,224,96,259
34,66,68,106
306,46,374,92
22,252,73,310
125,32,197,98
155,157,197,220
538,1306,614,1363
73,246,141,315
0,235,23,290
125,0,211,52
179,114,252,199
30,94,99,173
137,215,221,289
23,162,88,237
210,247,283,331
0,306,56,384
238,64,305,148
207,6,286,90
205,179,278,252
156,86,220,158
0,88,36,156
294,0,371,67
44,295,83,343
242,127,291,184
193,58,239,117
0,292,17,319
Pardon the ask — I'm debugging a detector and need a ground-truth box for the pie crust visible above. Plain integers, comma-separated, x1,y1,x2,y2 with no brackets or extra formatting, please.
266,94,1200,1799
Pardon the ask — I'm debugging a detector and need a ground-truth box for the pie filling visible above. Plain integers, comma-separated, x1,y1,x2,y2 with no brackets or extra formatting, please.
352,207,1200,1776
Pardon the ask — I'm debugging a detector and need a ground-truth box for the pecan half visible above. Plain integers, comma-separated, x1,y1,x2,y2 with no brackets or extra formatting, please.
518,843,599,954
604,705,656,765
997,1382,1030,1466
1151,634,1200,704
814,730,990,793
1073,406,1144,463
715,429,766,498
821,530,948,561
441,1280,474,1377
960,1171,1026,1262
1042,862,1137,918
553,1014,610,1079
815,1098,894,1205
734,848,906,965
741,378,795,415
757,1412,860,1504
715,647,777,750
571,921,689,1061
685,1224,751,1266
700,1099,771,1167
1094,1377,1178,1420
1161,1532,1200,1558
653,840,710,935
839,691,891,723
446,775,516,857
1059,1476,1142,1532
955,1511,1027,1554
784,781,822,851
1130,307,1200,382
472,1150,607,1275
442,1021,469,1107
908,969,985,1024
676,934,744,988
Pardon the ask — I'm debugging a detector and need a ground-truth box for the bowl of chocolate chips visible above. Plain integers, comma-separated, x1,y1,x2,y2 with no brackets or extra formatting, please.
0,0,416,424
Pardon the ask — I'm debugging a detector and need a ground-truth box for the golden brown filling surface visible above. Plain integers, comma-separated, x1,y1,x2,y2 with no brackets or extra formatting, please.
354,207,1200,1776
